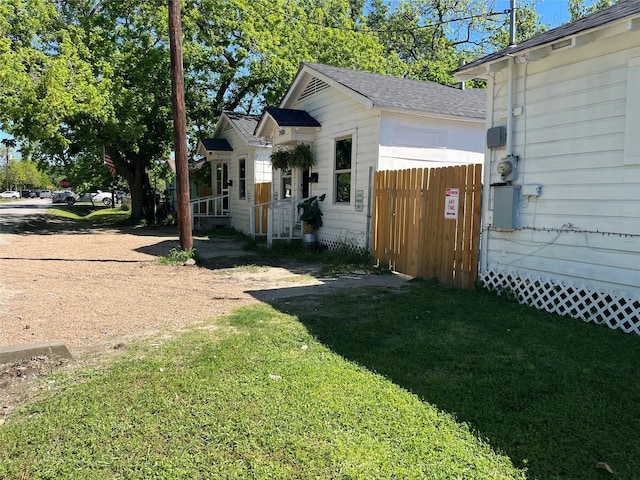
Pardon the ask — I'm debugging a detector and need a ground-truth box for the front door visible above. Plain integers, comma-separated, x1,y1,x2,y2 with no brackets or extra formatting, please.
216,162,230,213
302,168,310,199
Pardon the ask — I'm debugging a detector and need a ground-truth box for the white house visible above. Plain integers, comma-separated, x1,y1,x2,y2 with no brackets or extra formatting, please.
455,0,640,333
255,62,486,251
195,111,272,234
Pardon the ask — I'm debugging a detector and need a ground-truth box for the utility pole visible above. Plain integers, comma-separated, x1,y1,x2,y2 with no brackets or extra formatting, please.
509,0,517,46
168,0,193,251
4,149,8,191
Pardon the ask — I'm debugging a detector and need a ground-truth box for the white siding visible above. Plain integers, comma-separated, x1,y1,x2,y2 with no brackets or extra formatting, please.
292,87,380,249
211,131,272,235
378,113,484,170
483,26,640,296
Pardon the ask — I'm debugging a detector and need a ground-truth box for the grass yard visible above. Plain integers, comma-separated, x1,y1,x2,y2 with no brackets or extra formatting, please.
47,205,130,224
1,276,638,478
274,280,640,479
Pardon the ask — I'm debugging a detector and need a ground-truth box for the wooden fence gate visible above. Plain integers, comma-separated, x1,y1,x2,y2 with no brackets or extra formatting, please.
372,164,482,289
252,182,272,235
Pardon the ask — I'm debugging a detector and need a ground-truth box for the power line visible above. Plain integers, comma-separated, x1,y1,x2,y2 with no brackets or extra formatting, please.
246,1,509,36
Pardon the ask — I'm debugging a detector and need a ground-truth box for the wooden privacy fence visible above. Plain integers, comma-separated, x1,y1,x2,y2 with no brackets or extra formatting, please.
372,164,482,289
252,182,272,234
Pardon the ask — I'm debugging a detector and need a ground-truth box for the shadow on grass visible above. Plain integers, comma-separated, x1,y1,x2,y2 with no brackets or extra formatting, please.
265,280,640,480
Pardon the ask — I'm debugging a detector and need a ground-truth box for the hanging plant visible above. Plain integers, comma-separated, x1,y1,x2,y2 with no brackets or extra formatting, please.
270,148,291,170
289,143,314,169
269,144,314,170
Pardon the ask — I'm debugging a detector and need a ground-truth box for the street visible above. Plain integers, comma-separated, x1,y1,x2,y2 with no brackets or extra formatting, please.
0,198,52,236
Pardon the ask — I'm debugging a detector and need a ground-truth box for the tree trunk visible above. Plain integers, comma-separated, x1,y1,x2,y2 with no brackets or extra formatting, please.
126,161,153,222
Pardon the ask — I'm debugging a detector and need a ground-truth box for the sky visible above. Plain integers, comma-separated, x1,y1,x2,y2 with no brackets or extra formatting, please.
513,0,573,27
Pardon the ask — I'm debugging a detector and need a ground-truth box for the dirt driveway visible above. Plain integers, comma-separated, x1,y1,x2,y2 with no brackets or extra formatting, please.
0,219,409,414
0,221,320,354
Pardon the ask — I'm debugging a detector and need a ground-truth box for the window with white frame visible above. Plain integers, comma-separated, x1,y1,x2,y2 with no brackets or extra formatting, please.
334,136,352,203
239,158,246,199
281,165,292,199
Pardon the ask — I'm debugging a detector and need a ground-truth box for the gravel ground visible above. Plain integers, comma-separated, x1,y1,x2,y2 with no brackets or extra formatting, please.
0,218,409,418
0,220,321,416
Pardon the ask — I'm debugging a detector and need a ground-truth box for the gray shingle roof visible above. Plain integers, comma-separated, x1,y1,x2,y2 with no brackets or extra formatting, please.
221,111,265,146
302,62,486,120
457,0,640,72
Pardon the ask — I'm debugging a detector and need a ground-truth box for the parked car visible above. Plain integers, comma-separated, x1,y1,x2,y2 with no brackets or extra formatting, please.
51,190,76,205
21,190,36,198
75,190,114,206
39,190,52,199
0,190,21,199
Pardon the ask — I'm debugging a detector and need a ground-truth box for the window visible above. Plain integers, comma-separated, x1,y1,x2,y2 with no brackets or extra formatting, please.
334,136,352,203
239,158,246,199
282,165,292,199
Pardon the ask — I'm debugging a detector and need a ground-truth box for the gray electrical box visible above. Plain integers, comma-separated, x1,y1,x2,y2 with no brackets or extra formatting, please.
493,185,520,228
487,126,506,149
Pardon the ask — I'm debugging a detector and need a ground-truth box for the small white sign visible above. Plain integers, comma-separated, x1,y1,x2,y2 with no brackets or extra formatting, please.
355,190,364,212
444,188,459,220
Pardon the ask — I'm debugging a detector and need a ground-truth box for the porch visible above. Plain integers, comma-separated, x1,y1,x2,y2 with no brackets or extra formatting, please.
190,193,231,230
250,196,314,247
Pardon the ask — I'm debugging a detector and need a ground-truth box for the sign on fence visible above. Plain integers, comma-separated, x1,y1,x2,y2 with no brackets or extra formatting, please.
444,188,459,220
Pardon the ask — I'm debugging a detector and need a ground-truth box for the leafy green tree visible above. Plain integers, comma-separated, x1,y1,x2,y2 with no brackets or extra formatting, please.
486,0,546,49
0,0,109,149
363,0,546,85
569,0,621,20
12,160,50,188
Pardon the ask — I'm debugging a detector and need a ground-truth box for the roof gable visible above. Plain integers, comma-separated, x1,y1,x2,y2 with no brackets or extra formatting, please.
457,0,640,78
213,111,266,147
282,62,486,121
253,107,321,142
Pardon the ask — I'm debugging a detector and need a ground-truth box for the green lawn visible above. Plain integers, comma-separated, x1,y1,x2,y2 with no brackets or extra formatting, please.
1,279,638,479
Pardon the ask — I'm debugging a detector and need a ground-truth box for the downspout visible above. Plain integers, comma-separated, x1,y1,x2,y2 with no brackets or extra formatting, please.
507,0,517,159
365,166,373,253
482,0,517,274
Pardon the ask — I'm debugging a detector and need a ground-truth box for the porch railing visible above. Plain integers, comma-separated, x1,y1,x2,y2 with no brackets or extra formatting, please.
250,196,312,247
190,193,230,230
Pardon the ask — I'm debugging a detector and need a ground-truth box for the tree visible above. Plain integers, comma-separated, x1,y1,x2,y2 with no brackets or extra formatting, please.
1,0,401,221
0,0,110,150
362,0,545,86
486,0,546,49
568,0,621,20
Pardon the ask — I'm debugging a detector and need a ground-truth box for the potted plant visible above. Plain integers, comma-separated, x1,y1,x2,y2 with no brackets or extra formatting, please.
297,194,326,243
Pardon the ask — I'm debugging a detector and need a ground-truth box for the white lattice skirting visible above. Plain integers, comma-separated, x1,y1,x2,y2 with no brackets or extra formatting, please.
317,230,367,253
481,270,640,335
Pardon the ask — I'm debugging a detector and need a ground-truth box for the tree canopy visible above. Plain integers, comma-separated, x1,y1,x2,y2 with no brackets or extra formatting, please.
0,0,551,221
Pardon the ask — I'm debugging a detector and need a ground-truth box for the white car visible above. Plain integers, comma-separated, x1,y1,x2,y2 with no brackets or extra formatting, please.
51,190,76,204
0,190,21,199
75,190,114,206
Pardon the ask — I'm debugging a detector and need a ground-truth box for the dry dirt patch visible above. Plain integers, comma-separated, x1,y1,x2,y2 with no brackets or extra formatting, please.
0,223,320,415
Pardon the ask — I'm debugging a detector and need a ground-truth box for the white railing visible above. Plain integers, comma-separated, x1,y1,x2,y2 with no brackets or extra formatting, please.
250,196,313,247
190,194,230,230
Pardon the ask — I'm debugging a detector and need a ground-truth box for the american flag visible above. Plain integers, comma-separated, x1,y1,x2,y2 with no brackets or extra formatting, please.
104,147,116,176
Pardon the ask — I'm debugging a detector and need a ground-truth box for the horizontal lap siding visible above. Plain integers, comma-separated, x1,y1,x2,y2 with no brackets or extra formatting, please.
485,29,640,296
294,89,380,245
